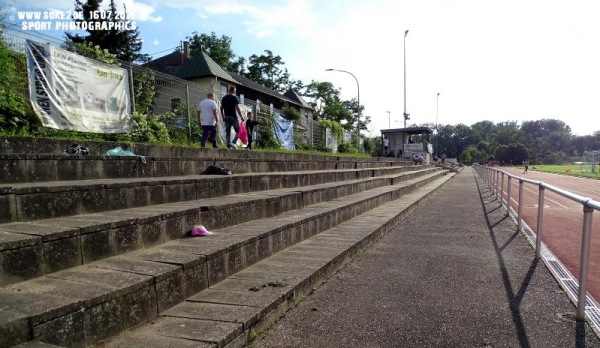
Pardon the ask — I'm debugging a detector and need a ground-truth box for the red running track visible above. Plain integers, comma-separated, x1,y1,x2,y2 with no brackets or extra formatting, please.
496,167,600,302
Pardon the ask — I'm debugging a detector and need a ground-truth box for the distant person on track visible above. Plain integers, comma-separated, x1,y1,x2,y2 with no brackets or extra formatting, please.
523,159,530,173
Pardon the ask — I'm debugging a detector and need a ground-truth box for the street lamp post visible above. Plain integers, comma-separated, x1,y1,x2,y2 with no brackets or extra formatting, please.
403,30,410,128
326,68,360,136
387,110,391,129
435,92,440,155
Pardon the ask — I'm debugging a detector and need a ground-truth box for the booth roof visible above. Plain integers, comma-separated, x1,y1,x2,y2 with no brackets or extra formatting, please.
380,127,433,135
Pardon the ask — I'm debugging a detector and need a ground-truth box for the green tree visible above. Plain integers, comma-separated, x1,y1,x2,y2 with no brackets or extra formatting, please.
322,101,353,130
460,145,483,164
65,0,144,62
303,80,361,131
341,98,366,132
471,120,497,144
187,31,245,73
303,81,340,114
494,143,528,165
67,41,119,64
0,24,30,132
245,50,302,93
520,119,572,162
490,121,524,151
117,5,148,63
443,124,473,158
364,135,381,156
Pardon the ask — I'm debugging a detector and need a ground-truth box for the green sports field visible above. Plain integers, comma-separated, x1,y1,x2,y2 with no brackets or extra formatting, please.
528,164,600,179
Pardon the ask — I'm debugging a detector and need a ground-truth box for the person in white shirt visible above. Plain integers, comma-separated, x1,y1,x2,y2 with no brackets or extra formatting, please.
197,93,219,149
383,137,389,156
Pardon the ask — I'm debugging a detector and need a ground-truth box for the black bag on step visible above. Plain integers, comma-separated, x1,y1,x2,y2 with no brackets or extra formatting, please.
203,162,232,175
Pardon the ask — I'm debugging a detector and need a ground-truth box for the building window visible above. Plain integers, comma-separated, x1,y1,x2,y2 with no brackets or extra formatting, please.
220,83,228,96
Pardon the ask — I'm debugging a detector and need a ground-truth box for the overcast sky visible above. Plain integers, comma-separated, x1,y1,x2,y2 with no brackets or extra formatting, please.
4,0,600,136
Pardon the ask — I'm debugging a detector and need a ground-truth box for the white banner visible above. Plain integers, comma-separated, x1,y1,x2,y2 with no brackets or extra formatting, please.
404,143,424,153
25,39,132,133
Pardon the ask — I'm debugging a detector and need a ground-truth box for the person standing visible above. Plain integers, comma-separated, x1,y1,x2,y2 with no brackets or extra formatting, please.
197,93,219,149
245,111,259,150
383,137,389,156
523,159,530,173
220,86,244,149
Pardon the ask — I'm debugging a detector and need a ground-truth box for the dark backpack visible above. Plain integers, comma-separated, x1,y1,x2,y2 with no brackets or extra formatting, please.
203,162,232,175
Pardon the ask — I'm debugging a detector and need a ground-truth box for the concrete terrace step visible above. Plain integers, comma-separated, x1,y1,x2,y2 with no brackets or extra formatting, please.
0,167,442,285
100,173,455,348
0,165,421,223
0,171,451,347
1,136,413,168
0,140,411,185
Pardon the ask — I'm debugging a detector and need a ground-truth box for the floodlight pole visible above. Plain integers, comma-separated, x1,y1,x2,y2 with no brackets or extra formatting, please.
435,92,440,155
403,29,410,128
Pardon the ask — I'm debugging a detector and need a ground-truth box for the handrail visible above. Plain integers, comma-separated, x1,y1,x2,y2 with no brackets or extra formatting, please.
474,164,599,322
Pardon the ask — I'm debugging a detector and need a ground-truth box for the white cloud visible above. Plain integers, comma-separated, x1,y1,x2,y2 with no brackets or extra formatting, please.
152,39,159,45
6,0,162,22
117,0,162,22
6,0,73,11
282,0,600,136
149,0,317,38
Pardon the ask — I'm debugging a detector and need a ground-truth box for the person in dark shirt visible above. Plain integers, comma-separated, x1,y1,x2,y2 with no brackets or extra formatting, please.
245,111,260,150
220,86,244,149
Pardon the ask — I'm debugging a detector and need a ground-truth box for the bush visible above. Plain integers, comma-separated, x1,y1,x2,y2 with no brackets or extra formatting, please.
0,38,31,134
337,141,359,154
256,113,281,149
281,104,301,122
116,112,172,144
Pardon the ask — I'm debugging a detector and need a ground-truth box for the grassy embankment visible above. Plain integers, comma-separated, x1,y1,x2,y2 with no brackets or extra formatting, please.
529,164,600,179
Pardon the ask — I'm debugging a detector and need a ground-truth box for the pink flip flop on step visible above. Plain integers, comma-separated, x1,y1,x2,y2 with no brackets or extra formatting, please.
190,225,214,236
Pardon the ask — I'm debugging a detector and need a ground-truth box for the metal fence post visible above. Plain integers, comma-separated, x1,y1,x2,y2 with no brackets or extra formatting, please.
186,85,191,138
518,179,524,231
128,65,136,114
506,177,512,217
535,186,545,259
577,203,594,321
500,172,505,208
493,170,498,196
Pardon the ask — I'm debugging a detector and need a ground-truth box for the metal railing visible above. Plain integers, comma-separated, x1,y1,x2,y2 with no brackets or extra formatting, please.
474,164,599,320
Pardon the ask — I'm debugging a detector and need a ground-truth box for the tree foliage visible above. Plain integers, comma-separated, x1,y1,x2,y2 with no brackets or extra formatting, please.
67,41,119,64
244,50,303,93
65,0,147,62
0,28,30,132
187,31,245,73
423,117,599,165
302,80,367,133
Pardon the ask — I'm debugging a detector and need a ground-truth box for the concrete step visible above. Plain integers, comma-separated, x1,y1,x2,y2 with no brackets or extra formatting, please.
1,136,412,167
0,171,451,347
0,165,419,223
0,139,411,185
100,174,456,348
0,167,441,285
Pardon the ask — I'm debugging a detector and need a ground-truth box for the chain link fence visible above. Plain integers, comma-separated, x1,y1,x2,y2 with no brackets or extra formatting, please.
1,22,328,149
